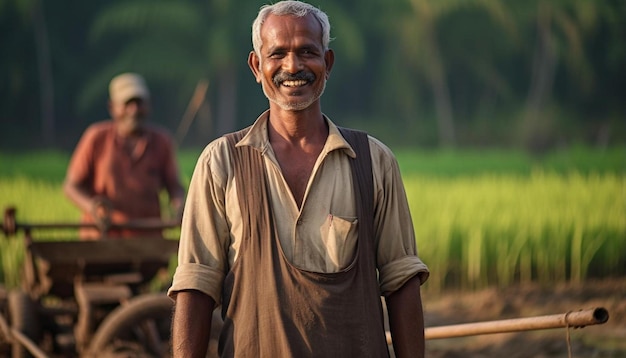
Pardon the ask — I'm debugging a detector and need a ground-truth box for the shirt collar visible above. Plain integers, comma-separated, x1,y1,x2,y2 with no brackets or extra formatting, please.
236,109,356,158
112,122,151,160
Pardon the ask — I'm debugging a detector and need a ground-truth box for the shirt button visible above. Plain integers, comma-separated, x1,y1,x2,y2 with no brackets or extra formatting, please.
297,219,303,225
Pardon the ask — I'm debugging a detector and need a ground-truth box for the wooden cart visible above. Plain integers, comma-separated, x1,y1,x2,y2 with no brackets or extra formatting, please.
0,207,221,357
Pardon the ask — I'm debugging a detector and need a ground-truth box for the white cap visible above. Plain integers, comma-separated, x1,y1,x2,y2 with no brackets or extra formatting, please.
109,73,150,104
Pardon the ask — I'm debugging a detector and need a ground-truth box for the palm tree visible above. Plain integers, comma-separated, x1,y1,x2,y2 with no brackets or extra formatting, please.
32,0,55,146
2,0,55,145
396,0,515,148
517,0,597,151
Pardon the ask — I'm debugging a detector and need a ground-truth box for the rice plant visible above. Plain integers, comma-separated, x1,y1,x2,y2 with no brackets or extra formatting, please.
406,171,625,292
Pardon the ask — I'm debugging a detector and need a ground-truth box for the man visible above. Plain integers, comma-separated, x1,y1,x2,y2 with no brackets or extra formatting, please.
64,72,185,239
169,1,429,357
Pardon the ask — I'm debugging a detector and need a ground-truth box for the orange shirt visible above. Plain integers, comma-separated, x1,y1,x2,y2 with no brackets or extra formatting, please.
66,121,184,239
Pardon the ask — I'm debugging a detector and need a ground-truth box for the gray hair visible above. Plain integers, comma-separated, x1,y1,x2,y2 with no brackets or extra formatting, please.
252,1,332,55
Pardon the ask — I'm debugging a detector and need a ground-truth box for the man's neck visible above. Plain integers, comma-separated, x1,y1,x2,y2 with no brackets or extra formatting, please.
267,105,327,146
115,123,145,139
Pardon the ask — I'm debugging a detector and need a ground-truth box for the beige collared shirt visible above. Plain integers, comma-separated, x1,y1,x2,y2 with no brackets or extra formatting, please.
168,111,428,304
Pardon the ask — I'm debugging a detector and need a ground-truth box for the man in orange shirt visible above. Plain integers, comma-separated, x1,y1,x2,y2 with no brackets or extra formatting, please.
64,73,185,239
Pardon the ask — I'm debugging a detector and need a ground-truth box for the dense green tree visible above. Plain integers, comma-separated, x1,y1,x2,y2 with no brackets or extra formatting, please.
513,0,599,151
381,0,515,147
0,0,624,150
0,0,54,145
78,1,209,135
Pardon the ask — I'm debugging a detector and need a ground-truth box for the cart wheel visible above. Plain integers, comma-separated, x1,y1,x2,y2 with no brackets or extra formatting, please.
87,293,172,357
7,290,40,358
88,293,222,358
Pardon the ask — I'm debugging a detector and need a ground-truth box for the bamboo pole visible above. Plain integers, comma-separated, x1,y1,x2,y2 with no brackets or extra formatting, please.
386,307,608,343
175,79,210,146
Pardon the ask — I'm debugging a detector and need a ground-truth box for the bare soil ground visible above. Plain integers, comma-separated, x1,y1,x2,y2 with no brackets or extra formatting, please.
420,277,626,358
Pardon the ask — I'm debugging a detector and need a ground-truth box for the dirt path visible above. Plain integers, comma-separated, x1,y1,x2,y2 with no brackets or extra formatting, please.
420,277,626,357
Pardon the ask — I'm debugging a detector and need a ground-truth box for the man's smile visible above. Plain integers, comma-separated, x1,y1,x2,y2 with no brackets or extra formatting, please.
273,70,316,89
281,79,309,87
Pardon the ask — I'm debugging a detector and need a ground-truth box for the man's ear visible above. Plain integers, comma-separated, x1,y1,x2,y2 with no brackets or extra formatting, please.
248,51,262,83
324,49,335,80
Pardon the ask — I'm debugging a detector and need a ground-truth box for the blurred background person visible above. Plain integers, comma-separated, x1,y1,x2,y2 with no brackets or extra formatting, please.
64,72,185,239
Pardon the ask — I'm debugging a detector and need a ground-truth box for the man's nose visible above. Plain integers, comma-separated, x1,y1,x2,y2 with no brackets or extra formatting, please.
126,99,145,112
282,53,302,73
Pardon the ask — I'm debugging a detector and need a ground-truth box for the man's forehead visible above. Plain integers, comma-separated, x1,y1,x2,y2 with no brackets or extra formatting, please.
260,13,323,46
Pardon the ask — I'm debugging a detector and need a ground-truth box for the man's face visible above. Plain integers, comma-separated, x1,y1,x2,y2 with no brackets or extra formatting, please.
109,97,150,135
249,13,334,112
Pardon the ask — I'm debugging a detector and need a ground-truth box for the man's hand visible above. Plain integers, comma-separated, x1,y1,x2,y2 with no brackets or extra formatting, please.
90,196,112,232
171,198,184,223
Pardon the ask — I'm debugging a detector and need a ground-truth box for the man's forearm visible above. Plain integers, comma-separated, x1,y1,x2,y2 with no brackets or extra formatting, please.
386,275,425,358
63,180,94,214
172,290,215,358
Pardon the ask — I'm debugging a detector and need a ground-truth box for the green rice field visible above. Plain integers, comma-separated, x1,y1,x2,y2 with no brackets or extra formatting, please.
0,147,624,292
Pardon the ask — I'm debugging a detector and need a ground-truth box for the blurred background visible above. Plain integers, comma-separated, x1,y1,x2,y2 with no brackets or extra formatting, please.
1,0,624,152
1,3,625,354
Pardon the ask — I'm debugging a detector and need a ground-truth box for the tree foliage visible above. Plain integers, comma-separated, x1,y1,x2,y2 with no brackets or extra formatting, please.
0,0,624,151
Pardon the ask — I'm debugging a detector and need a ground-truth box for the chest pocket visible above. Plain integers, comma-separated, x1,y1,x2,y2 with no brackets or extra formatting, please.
319,214,359,272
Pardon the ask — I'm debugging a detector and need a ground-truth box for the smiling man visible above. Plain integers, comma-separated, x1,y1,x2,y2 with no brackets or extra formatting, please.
169,1,429,357
252,12,329,113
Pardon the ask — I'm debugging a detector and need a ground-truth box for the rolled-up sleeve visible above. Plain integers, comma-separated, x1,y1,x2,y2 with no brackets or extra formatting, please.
169,263,224,303
369,137,429,296
379,256,429,296
168,140,232,305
